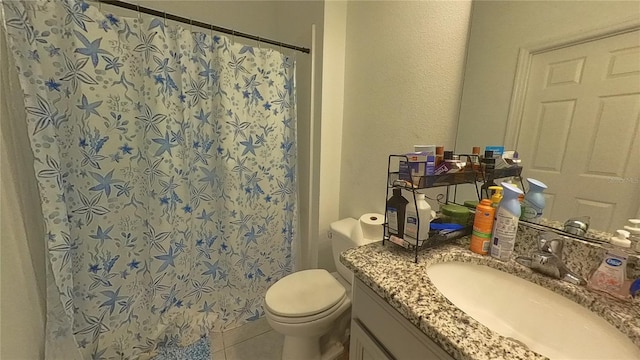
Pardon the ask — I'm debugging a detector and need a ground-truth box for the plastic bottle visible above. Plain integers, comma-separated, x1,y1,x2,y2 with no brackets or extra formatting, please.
521,178,547,223
488,186,503,208
587,230,631,301
470,199,496,255
623,219,640,252
404,193,436,245
386,188,409,238
490,182,523,261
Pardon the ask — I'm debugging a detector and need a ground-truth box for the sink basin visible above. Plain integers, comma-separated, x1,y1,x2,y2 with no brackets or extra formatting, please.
427,262,640,359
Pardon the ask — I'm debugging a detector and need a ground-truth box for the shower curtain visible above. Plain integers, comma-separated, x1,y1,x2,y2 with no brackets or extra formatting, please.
1,0,297,358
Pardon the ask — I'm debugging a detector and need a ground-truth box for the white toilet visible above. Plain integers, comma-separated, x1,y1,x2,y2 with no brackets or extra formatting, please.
264,217,378,360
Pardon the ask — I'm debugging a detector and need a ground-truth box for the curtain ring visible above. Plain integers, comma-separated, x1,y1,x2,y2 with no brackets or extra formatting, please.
257,36,261,49
98,0,102,12
231,29,235,45
136,2,141,22
189,18,193,33
164,11,167,28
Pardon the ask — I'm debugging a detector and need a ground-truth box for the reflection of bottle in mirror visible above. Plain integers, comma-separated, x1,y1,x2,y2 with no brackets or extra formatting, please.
521,178,547,223
624,219,640,252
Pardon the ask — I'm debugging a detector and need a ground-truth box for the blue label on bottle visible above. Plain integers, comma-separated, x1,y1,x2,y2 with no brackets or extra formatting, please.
606,258,622,267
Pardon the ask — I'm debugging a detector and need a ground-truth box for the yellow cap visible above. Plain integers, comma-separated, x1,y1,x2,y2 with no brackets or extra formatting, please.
489,186,503,206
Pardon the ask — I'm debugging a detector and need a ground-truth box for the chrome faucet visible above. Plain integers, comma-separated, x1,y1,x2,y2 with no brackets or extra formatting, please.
516,232,586,285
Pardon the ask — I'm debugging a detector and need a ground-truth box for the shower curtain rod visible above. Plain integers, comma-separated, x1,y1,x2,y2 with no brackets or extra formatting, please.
97,0,311,54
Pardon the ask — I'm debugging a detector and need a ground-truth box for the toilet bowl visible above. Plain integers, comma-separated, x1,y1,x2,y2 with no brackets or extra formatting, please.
264,217,380,360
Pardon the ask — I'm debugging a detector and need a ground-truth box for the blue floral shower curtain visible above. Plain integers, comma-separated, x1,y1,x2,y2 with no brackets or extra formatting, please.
1,0,297,358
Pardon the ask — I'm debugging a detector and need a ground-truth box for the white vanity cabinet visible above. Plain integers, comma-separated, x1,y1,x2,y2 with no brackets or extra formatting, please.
350,278,455,360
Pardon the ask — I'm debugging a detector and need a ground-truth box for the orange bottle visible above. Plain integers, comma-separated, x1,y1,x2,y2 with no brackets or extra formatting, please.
470,199,496,255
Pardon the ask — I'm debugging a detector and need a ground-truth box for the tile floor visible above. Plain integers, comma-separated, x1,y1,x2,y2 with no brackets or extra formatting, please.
211,318,350,360
210,318,284,360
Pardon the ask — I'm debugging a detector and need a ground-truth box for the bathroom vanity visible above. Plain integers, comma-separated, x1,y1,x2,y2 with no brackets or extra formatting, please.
341,237,640,360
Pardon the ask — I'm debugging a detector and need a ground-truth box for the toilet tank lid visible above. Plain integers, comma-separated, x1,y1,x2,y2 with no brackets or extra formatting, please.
265,269,346,317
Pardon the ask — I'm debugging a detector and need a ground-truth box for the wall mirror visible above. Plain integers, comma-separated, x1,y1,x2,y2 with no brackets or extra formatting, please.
455,0,640,239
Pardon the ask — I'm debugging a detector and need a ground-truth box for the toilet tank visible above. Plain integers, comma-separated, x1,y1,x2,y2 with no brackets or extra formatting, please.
329,217,378,285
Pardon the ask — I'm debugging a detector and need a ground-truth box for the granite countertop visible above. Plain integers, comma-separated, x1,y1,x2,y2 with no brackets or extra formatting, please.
340,239,640,360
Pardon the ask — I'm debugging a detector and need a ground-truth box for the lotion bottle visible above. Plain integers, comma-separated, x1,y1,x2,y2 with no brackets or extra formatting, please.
470,199,496,255
490,182,523,261
587,230,631,301
521,178,547,223
404,193,436,245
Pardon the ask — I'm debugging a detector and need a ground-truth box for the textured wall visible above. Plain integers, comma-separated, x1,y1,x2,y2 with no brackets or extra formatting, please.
339,0,473,219
1,25,47,359
456,0,640,152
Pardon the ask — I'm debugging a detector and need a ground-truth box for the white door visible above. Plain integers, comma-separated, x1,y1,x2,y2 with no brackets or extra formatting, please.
516,29,640,232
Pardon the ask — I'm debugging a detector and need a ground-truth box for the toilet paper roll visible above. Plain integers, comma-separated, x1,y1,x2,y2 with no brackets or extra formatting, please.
360,213,384,240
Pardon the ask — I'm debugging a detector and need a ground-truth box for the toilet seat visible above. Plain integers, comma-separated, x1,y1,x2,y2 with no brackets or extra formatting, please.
265,269,347,320
266,295,350,324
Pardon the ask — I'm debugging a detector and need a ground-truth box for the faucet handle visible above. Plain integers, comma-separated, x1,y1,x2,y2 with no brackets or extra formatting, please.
538,232,564,257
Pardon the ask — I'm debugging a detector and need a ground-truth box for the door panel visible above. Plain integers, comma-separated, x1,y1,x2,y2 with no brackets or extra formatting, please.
517,29,640,232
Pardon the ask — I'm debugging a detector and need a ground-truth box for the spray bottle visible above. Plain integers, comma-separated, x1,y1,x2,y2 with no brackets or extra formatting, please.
488,186,503,208
490,182,523,261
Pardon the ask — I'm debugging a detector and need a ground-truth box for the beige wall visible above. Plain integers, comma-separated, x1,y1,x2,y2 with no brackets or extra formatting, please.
1,25,47,360
338,0,473,220
318,1,347,271
456,0,640,152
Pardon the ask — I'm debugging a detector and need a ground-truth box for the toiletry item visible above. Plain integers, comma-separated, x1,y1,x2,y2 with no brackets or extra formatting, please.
430,223,465,231
414,145,436,155
435,146,444,167
463,200,479,210
440,204,471,226
624,219,640,252
630,278,640,298
488,186,503,208
386,188,409,238
429,226,472,247
434,160,463,175
485,146,504,157
443,151,453,161
587,230,631,301
401,151,436,184
482,151,495,175
502,150,521,166
404,194,436,245
490,182,523,261
521,178,547,223
471,147,481,171
470,199,496,255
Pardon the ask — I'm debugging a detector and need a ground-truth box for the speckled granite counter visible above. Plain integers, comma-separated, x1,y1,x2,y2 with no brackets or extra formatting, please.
340,239,640,360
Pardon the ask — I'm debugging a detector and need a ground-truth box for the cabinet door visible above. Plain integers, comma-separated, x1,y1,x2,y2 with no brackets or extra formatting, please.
350,319,394,360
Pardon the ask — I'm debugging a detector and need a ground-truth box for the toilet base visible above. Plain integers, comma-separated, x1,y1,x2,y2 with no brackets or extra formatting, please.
281,335,345,360
282,335,321,360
